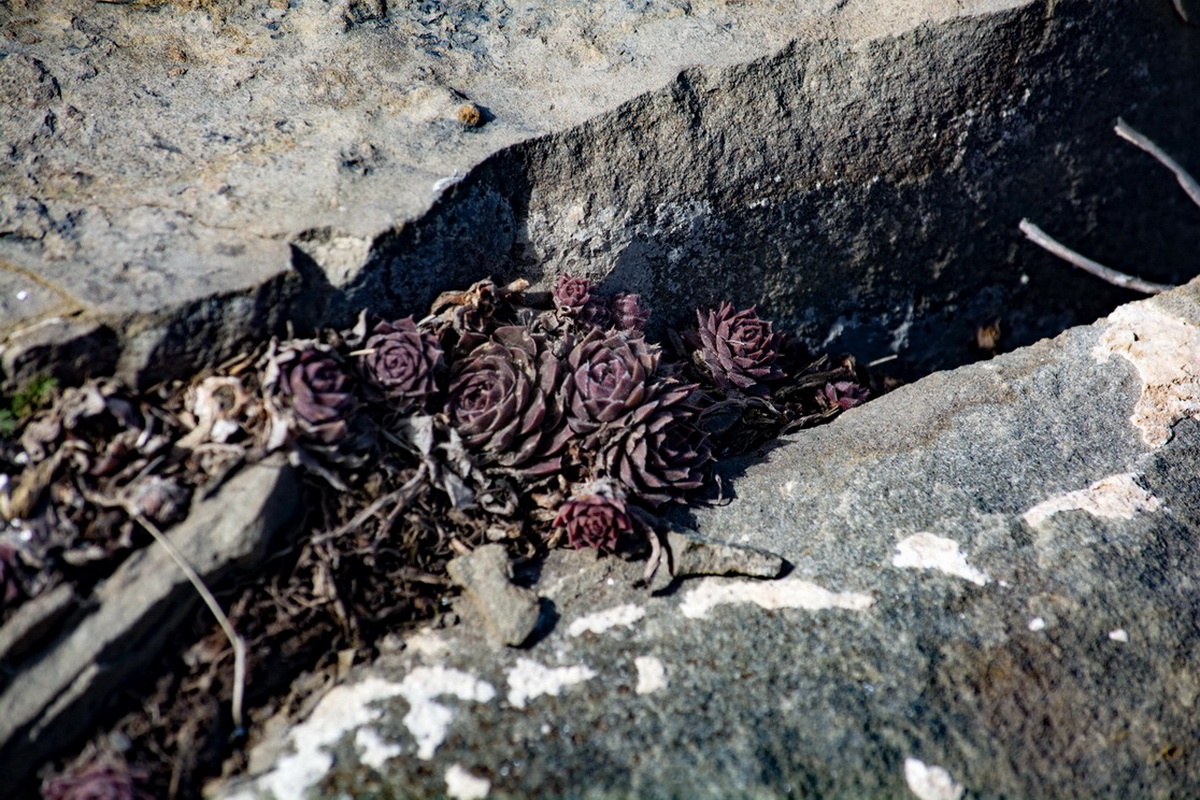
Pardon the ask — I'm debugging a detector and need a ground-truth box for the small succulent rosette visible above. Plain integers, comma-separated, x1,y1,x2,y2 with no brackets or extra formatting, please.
356,316,444,411
599,382,712,507
261,339,367,462
446,326,572,476
692,302,784,394
552,479,636,552
562,328,661,440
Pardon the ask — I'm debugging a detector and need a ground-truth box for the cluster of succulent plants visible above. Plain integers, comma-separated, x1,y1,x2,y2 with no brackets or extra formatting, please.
254,274,875,559
0,272,880,799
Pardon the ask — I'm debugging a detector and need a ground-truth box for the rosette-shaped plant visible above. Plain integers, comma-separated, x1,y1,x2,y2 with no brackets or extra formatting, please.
552,480,635,551
563,329,659,436
270,344,357,444
358,317,443,409
447,326,570,475
609,292,650,333
823,380,869,411
600,383,712,507
694,303,784,392
552,273,592,314
41,758,150,800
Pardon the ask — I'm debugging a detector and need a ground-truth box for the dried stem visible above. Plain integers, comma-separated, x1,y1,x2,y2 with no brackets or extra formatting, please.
1114,118,1200,210
134,514,246,732
1019,219,1175,295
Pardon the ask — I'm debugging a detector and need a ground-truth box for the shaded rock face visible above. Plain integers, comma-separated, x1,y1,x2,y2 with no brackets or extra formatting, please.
216,280,1200,799
2,0,1197,388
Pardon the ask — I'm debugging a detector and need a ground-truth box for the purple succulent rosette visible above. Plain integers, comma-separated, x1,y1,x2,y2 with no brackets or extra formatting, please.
358,317,443,409
694,302,784,392
552,273,592,314
562,329,660,437
447,325,570,475
600,383,712,507
823,380,869,410
41,758,151,800
273,344,357,445
553,481,634,551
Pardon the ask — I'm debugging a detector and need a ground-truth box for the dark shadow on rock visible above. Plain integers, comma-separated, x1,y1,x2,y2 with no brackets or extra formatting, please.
522,597,559,648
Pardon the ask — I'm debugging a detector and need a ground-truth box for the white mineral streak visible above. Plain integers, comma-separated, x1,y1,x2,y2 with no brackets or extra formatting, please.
903,757,965,800
1028,617,1047,632
1022,473,1161,529
568,604,646,637
634,656,668,695
1093,302,1200,447
400,666,496,760
355,727,401,769
445,764,492,800
1109,628,1130,643
678,576,874,620
891,533,989,586
231,676,406,800
506,658,597,709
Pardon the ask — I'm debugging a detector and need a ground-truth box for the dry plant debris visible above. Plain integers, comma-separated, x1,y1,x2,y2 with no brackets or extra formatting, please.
0,274,891,799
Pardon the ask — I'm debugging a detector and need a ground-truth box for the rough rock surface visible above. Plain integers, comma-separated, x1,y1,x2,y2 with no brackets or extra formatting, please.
447,543,541,647
2,0,1197,388
215,279,1200,799
0,456,298,790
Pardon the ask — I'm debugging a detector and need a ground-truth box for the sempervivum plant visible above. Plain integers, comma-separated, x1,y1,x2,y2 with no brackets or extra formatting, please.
609,292,650,333
263,341,357,445
562,329,659,437
358,317,443,410
41,756,151,800
447,326,570,475
552,480,635,551
694,302,784,393
552,273,592,314
600,382,712,507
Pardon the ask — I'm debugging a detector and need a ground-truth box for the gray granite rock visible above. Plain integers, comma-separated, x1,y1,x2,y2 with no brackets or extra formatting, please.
0,455,299,790
214,280,1200,799
447,544,541,647
2,0,1197,388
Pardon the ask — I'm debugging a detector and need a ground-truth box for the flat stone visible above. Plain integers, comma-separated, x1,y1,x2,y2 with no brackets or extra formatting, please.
3,0,1197,389
214,279,1200,799
447,544,541,647
0,455,299,790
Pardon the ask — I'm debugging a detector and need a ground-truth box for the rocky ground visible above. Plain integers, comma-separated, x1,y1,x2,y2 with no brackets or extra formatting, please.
2,0,1199,798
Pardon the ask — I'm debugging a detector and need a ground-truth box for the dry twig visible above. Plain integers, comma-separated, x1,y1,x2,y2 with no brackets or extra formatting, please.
1018,219,1174,295
134,514,247,732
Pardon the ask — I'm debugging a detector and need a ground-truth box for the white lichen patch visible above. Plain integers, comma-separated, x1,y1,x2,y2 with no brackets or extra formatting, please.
1094,301,1200,447
445,764,492,800
634,656,668,695
678,576,874,620
1022,472,1161,529
399,666,496,760
506,658,597,709
1109,628,1130,643
229,676,406,800
355,727,401,769
568,603,646,637
891,533,989,586
903,757,965,800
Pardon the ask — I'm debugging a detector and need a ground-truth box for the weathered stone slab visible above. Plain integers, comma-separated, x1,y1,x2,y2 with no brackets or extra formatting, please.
0,455,299,790
3,0,1197,388
215,279,1200,799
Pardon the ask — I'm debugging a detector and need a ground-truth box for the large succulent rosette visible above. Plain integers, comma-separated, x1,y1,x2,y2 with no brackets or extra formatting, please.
695,302,784,392
600,382,712,507
562,329,659,438
447,326,570,476
266,342,358,445
358,317,443,410
552,480,634,551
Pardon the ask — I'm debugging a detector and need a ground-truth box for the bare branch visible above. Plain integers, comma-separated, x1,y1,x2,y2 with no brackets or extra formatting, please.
1018,219,1175,295
1115,118,1200,210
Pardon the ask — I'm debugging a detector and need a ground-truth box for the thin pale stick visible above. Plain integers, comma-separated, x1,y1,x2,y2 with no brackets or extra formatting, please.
1115,118,1200,210
1018,219,1175,295
135,513,246,731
